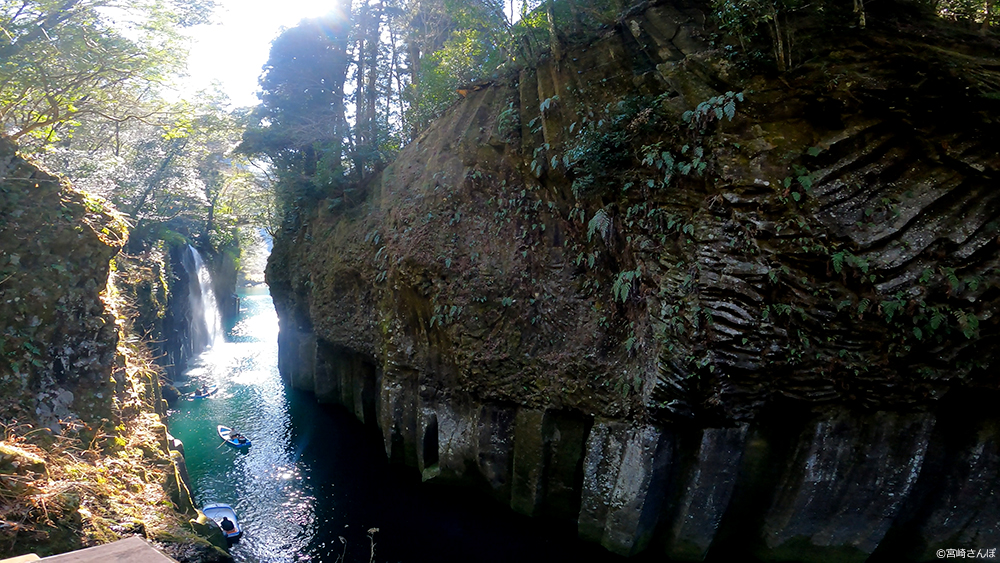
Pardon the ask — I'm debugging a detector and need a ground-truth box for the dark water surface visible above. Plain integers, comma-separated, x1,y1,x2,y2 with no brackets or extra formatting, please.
168,291,624,563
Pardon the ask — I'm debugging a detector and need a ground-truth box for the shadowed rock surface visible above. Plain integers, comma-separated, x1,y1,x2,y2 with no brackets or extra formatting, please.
0,136,127,432
267,2,1000,560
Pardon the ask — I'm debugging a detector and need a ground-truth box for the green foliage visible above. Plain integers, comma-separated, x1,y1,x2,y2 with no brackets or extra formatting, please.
429,303,463,327
496,101,521,143
936,0,1000,26
711,0,808,71
539,95,559,113
830,250,869,275
681,91,744,133
406,0,511,128
43,89,270,265
0,0,215,153
612,268,641,302
239,15,352,214
587,207,612,243
562,96,666,199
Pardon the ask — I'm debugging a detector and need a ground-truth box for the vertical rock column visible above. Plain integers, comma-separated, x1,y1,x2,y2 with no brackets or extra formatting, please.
420,395,517,500
760,410,935,562
578,420,673,556
664,425,749,561
277,326,315,391
509,409,590,520
914,420,1000,559
378,365,420,466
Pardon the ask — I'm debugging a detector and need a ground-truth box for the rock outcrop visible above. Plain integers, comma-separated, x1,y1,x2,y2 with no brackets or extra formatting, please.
0,137,228,561
0,136,128,432
267,2,1000,560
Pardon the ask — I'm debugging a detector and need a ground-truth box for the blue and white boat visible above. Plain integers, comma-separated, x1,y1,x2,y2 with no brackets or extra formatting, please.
203,502,242,539
218,425,251,448
191,385,217,399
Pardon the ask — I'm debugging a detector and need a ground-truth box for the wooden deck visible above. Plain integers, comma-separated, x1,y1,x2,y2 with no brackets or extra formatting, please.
1,536,178,563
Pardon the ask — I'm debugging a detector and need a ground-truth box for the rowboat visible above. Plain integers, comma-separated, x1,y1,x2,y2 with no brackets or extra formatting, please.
191,385,217,399
218,425,251,448
203,502,242,539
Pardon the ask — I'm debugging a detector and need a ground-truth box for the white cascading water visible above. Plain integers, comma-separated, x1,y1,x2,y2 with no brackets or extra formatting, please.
184,245,224,353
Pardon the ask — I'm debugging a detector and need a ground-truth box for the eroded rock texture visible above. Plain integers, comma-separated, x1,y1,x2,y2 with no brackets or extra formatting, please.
0,137,128,432
268,2,1000,560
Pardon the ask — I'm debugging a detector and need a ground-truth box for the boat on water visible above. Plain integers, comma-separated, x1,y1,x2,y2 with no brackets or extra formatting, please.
218,425,251,448
191,385,217,399
203,502,242,539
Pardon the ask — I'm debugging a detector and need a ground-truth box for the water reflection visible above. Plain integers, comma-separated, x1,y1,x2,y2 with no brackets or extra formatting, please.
170,292,630,563
169,294,315,562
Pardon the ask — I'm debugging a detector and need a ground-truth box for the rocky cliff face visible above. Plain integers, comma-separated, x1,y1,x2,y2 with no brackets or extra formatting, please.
267,3,1000,560
0,138,227,560
0,136,129,432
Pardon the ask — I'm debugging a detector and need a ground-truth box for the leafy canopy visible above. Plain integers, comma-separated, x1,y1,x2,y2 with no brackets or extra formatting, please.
0,0,216,152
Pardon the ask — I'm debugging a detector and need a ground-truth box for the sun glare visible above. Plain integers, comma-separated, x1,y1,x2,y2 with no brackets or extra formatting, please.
177,0,349,108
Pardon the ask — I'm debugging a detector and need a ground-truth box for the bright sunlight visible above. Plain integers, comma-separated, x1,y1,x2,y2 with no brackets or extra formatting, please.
179,0,349,107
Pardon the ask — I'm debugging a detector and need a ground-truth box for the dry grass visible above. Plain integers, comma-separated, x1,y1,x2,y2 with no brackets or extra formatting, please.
0,260,220,560
0,410,195,557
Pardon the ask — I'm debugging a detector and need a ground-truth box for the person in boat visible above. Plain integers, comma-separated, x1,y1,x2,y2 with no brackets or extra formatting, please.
220,517,235,534
230,431,247,444
199,385,208,395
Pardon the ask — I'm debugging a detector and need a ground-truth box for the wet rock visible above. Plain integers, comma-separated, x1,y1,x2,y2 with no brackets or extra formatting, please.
913,421,1000,559
663,425,749,561
166,432,185,457
187,511,229,553
760,410,935,562
378,367,419,466
427,395,479,482
578,420,672,556
510,409,590,520
474,403,516,502
510,409,547,516
165,450,196,516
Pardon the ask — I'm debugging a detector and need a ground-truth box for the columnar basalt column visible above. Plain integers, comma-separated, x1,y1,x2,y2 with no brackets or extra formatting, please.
578,420,673,556
664,424,749,561
760,410,935,562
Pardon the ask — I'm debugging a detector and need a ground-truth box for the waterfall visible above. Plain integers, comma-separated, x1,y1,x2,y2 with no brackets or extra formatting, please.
183,245,224,354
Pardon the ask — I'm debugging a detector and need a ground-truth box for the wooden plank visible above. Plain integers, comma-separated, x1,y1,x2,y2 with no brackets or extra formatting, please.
39,537,178,563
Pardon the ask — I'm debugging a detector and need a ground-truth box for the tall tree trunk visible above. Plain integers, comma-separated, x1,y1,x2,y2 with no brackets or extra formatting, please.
358,2,382,174
356,25,368,153
365,5,381,152
546,0,562,63
389,21,405,143
408,38,421,136
768,3,786,72
332,0,351,165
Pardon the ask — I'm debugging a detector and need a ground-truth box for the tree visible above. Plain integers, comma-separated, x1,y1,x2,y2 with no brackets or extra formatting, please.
42,91,268,253
711,0,809,72
935,0,999,29
240,11,352,196
403,0,514,129
0,0,216,152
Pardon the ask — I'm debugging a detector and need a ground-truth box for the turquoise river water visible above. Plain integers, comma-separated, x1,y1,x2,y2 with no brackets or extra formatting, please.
167,290,626,563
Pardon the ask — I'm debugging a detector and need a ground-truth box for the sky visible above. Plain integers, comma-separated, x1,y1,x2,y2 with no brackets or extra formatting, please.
173,0,344,108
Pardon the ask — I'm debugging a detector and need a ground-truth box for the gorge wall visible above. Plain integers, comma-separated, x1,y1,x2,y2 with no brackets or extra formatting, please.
0,138,227,560
0,136,129,433
267,3,1000,561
